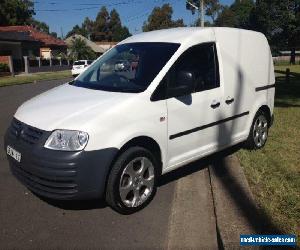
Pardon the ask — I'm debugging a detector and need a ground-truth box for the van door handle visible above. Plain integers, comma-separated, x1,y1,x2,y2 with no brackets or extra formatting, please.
225,97,234,105
210,100,220,109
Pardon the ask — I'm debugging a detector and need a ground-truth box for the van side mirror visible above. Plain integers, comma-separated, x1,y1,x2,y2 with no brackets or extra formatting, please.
168,70,195,97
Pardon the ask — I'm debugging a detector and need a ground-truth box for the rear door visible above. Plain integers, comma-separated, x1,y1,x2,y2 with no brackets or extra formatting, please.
166,43,225,168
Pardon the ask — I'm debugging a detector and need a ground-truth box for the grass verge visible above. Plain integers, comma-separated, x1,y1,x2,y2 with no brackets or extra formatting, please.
0,70,72,87
237,65,300,240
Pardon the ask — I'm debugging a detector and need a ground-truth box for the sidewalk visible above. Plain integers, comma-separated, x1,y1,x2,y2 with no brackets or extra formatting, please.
165,149,276,249
209,154,260,249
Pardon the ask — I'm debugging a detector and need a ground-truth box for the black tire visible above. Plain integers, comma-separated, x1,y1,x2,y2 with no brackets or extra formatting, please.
245,110,269,150
105,146,159,214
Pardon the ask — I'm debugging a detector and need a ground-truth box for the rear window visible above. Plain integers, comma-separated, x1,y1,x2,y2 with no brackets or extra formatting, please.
87,60,93,65
74,61,85,65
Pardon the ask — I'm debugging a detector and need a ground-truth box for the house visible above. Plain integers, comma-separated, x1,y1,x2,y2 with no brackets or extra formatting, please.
94,41,117,52
0,30,41,60
0,26,67,59
64,34,106,56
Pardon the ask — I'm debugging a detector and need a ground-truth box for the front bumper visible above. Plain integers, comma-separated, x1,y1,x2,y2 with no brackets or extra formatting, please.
4,118,118,200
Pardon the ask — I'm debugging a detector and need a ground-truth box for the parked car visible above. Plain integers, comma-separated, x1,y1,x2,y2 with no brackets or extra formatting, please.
4,27,275,214
71,60,93,77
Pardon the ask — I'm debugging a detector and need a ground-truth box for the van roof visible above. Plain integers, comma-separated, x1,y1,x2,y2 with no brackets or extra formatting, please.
119,27,264,45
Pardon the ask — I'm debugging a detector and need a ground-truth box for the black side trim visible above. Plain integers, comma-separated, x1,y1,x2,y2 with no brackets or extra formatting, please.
255,84,275,92
169,111,250,140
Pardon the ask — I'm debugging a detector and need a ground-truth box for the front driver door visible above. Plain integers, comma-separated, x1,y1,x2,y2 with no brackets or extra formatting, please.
166,43,224,169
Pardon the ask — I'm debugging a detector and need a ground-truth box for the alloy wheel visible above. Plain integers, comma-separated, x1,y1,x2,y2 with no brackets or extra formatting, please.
119,157,155,207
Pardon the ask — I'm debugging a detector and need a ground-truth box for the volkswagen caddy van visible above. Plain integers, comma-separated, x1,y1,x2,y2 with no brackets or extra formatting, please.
4,28,275,214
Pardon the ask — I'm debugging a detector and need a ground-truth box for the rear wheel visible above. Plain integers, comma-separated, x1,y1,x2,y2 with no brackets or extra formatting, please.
105,146,158,214
245,110,269,150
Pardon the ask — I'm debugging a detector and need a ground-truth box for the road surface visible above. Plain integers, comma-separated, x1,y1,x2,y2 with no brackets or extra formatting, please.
0,79,218,249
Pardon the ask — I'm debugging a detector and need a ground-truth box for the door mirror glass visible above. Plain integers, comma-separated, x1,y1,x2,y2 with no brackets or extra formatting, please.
168,70,194,97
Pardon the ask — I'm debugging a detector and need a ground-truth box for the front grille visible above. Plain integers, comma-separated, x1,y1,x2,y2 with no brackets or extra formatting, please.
9,118,44,145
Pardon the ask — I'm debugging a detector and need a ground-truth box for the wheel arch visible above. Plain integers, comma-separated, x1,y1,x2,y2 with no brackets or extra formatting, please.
116,136,163,175
257,105,272,127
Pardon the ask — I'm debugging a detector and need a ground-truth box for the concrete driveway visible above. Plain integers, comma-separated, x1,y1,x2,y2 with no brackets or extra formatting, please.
0,79,219,249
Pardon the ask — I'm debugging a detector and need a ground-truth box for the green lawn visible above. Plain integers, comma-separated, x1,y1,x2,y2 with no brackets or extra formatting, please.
0,70,72,87
238,65,300,240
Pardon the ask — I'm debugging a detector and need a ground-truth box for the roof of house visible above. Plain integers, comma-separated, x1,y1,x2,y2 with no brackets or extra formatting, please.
64,34,105,53
0,26,66,47
0,31,40,43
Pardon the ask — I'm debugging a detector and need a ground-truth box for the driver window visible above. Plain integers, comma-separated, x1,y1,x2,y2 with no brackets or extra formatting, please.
169,43,219,92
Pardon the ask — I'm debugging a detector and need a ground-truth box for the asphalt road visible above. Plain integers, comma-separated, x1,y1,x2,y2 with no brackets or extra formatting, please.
0,79,218,249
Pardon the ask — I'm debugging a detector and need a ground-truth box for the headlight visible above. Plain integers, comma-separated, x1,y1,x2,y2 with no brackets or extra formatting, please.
44,130,89,151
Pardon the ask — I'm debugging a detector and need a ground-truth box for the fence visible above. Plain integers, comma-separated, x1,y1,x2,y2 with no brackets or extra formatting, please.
2,56,73,76
24,56,72,74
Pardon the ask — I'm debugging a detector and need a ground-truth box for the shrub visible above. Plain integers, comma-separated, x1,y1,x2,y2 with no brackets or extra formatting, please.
0,63,10,72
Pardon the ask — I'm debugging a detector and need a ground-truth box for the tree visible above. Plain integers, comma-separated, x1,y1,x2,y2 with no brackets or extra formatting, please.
214,6,236,27
206,0,222,23
66,25,88,38
67,7,131,42
50,32,58,38
186,0,222,25
69,38,96,60
95,6,110,35
82,17,94,39
215,0,254,28
30,19,50,33
0,0,35,25
250,0,300,64
143,4,185,32
109,9,131,41
230,0,254,28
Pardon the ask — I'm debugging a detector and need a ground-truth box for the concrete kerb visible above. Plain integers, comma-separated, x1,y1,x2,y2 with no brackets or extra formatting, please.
209,154,261,250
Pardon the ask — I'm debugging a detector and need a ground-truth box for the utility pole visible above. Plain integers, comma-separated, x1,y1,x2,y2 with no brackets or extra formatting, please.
186,0,205,27
200,0,204,27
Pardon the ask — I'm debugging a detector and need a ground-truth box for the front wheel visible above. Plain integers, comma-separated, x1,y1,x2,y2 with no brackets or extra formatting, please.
245,111,269,150
105,146,158,214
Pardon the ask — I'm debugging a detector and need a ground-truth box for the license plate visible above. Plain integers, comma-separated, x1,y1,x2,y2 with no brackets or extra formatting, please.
7,146,21,162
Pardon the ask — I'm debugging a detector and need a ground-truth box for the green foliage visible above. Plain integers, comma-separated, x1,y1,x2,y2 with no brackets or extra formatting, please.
30,19,50,34
69,38,97,60
214,6,236,27
205,0,222,22
109,9,131,42
66,7,130,42
0,63,10,72
251,0,300,48
186,0,222,24
215,0,254,28
250,0,300,64
50,32,58,38
142,4,185,32
0,0,35,25
66,25,88,38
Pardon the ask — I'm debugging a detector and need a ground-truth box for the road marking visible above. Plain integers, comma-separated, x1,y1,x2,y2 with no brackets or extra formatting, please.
166,168,218,249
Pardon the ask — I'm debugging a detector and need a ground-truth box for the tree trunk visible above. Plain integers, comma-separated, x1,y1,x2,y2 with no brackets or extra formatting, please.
290,47,296,65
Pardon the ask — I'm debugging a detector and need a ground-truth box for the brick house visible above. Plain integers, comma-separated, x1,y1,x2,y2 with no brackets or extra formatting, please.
0,26,67,60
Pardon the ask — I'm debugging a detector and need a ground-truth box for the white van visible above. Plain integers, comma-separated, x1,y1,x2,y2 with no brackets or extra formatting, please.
5,28,275,214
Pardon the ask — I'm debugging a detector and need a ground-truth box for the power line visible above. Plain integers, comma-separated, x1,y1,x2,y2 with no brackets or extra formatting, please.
35,0,144,11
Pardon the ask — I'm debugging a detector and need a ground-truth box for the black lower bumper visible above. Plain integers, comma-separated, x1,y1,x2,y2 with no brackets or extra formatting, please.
4,126,118,200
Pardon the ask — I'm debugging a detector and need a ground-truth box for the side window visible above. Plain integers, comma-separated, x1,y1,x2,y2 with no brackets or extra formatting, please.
151,43,220,101
169,43,219,93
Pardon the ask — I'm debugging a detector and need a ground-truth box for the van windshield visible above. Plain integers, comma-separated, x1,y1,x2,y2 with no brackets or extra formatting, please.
71,42,180,93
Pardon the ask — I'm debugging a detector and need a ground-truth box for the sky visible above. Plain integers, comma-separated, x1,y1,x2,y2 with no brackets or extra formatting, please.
34,0,234,37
